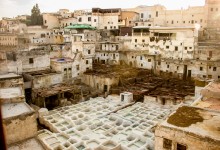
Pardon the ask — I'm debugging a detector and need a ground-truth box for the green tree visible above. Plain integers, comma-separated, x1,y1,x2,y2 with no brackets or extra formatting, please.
30,4,43,25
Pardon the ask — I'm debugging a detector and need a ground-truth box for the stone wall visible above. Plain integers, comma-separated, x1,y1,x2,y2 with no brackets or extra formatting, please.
155,125,220,150
3,111,37,145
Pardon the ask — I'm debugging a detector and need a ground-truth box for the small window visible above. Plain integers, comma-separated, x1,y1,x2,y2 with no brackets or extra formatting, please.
175,46,178,51
211,8,213,11
183,21,185,23
94,19,97,22
141,13,144,18
78,17,82,22
171,20,174,24
29,58,34,64
185,47,188,50
163,138,172,149
142,39,145,42
76,65,79,70
156,11,158,17
148,59,151,62
200,67,203,71
158,61,161,65
88,50,91,54
140,56,142,60
213,67,217,71
135,39,137,43
86,60,89,64
177,143,187,150
167,65,169,68
166,46,169,49
88,17,91,21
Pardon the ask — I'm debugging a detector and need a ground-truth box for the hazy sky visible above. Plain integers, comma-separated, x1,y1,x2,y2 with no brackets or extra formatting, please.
0,0,205,19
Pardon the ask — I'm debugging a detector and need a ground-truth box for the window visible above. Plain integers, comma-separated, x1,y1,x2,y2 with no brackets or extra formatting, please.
167,65,169,68
135,39,137,43
116,45,119,50
149,14,151,18
88,50,91,54
213,67,217,71
175,46,178,51
177,143,187,150
88,17,91,21
94,19,97,22
200,67,203,71
76,65,79,70
78,17,82,22
166,46,169,49
104,26,107,29
185,47,188,50
140,56,142,60
45,20,47,24
191,20,194,24
211,8,213,11
148,59,151,62
183,21,185,23
86,60,89,64
141,13,144,18
171,20,174,24
29,58,33,64
200,19,203,23
142,39,145,42
177,66,179,70
163,138,172,149
156,11,158,17
158,61,161,65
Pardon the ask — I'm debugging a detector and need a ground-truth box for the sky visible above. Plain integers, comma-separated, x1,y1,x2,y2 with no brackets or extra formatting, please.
0,0,205,19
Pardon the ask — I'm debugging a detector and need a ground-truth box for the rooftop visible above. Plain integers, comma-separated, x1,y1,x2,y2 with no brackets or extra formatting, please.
0,73,21,80
51,57,73,63
33,83,74,97
24,69,60,77
2,102,34,119
65,24,96,30
161,106,220,142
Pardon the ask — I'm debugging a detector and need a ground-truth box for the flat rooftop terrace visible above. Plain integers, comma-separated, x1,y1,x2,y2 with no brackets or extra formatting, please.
0,73,21,80
162,106,220,142
2,102,33,119
24,69,60,77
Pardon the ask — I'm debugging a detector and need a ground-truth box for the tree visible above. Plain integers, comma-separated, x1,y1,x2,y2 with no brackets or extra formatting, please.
30,4,43,25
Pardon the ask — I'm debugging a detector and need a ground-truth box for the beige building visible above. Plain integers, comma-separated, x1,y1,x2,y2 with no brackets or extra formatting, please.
0,33,19,46
155,81,220,150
